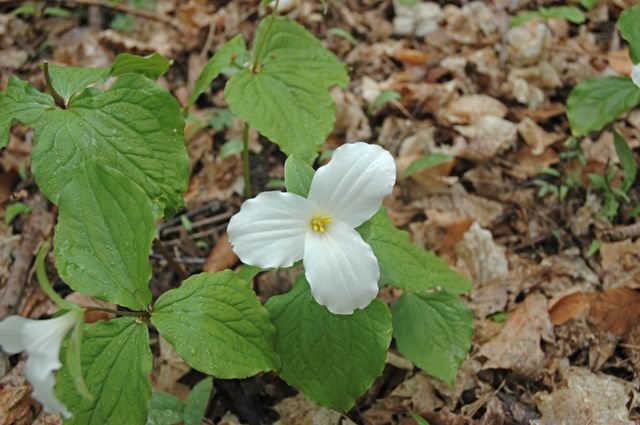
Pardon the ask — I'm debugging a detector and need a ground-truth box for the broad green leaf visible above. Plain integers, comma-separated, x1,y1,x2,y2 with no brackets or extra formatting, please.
54,162,155,310
266,274,392,412
392,291,474,385
0,76,54,147
4,202,32,224
580,0,597,10
225,17,349,162
236,264,263,282
57,317,152,425
188,35,247,107
401,153,453,180
147,392,184,425
184,378,214,425
284,154,314,196
151,271,279,378
112,53,171,79
613,131,637,193
510,11,540,27
619,5,640,63
567,77,640,136
357,209,471,294
31,73,189,217
47,63,111,104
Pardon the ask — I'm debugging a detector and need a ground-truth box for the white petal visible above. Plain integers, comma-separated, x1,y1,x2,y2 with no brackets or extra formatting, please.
307,142,396,228
25,357,72,418
633,63,640,89
303,220,380,314
228,191,317,268
0,312,78,419
0,315,30,353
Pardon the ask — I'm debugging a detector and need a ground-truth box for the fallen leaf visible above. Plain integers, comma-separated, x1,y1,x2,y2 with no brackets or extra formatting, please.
455,222,509,287
204,232,239,273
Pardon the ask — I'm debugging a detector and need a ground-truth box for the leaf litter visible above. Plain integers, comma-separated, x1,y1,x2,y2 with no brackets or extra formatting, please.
0,0,639,424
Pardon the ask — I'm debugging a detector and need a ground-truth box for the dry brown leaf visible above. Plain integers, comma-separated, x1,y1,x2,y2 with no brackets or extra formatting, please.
437,95,508,126
457,116,517,162
455,222,509,287
273,394,344,425
590,287,640,336
393,1,443,37
532,367,634,425
549,292,594,326
517,117,563,156
479,293,554,378
152,336,191,397
204,232,239,273
392,48,431,65
508,146,559,179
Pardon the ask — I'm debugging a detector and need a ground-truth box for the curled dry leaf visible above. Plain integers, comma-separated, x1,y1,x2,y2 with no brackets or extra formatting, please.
479,292,554,378
437,94,508,126
455,222,508,287
203,232,239,273
393,1,443,37
456,116,518,162
532,367,635,425
517,117,564,156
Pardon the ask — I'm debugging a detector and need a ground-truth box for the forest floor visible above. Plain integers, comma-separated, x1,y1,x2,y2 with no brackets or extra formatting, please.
0,0,639,424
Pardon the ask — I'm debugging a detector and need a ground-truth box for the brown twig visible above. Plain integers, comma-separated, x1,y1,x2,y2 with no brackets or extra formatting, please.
597,222,640,243
152,239,188,281
0,195,54,318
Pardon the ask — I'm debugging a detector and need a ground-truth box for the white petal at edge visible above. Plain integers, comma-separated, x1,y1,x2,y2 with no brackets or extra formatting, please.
25,353,72,419
227,191,317,269
633,63,640,88
303,220,380,314
307,142,396,228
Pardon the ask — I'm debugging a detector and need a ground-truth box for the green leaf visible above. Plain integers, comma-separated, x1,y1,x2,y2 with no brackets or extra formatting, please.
368,90,401,114
4,202,32,224
284,154,314,196
613,131,637,193
184,377,213,425
392,291,474,385
327,28,358,45
401,153,453,180
225,17,349,162
357,209,471,294
619,5,640,64
147,392,184,425
408,413,431,425
266,274,392,412
31,73,189,217
43,6,73,18
580,0,597,10
236,264,264,282
112,53,170,79
47,63,111,104
65,314,93,401
510,11,542,27
54,162,155,310
57,317,152,425
567,77,640,136
539,6,585,24
0,76,54,147
188,35,248,108
219,139,243,158
151,271,279,378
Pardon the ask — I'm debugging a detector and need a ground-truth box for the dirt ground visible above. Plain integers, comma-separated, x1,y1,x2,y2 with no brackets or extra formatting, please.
0,0,639,424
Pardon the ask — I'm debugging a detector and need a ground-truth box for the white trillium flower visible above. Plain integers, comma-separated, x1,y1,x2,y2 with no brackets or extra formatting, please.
0,310,81,418
633,63,640,89
228,142,396,314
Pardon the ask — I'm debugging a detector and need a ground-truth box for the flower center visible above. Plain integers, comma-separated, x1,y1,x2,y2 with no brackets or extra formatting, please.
310,215,332,233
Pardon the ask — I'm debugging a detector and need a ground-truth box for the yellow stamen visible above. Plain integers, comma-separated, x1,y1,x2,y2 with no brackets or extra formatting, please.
310,215,332,233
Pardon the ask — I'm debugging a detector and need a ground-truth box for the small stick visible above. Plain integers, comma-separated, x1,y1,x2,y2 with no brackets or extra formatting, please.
152,239,188,280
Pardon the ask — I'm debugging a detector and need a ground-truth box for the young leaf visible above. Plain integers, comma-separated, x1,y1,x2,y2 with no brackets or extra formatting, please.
0,76,54,147
538,6,585,23
112,53,171,79
580,0,597,10
357,208,471,294
284,154,314,197
184,377,214,425
151,271,279,378
31,73,189,217
225,16,349,162
613,131,637,193
147,392,184,425
368,90,401,114
54,162,155,310
567,77,640,136
57,317,153,425
401,153,453,180
47,63,111,104
266,274,392,412
392,291,474,385
327,27,358,45
187,35,248,108
4,202,32,224
618,5,640,63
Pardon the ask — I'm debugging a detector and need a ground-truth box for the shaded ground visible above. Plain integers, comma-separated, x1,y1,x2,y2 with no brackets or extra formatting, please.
0,0,639,424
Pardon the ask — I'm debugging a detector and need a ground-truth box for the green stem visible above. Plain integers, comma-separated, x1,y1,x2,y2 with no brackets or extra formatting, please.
36,241,77,311
84,306,150,318
251,0,281,72
242,122,251,198
42,62,66,109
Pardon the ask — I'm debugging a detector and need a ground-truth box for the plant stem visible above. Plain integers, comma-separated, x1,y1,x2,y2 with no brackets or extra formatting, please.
84,306,149,318
42,62,66,109
251,0,280,72
242,122,251,198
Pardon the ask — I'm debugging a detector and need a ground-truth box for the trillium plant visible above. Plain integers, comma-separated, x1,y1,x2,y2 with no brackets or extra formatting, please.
0,5,473,423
